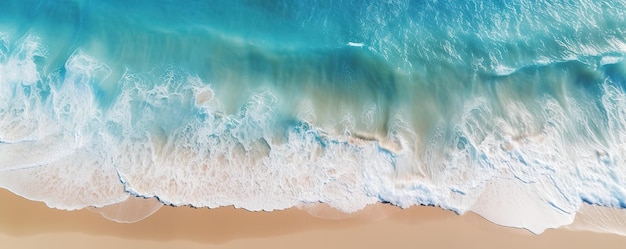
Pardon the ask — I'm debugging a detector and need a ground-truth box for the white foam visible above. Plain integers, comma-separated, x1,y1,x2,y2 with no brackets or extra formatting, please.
0,148,128,210
0,34,52,143
492,64,517,76
0,37,127,209
112,84,391,212
0,34,44,86
0,134,75,172
4,33,626,237
347,42,364,47
600,55,624,66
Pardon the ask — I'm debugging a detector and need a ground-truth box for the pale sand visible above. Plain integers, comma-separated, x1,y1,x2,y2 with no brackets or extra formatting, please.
1,189,626,248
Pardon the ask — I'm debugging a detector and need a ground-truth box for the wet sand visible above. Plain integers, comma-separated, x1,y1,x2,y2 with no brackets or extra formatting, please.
1,189,626,248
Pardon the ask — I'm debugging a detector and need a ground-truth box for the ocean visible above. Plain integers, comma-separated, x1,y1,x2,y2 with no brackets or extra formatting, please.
1,0,626,234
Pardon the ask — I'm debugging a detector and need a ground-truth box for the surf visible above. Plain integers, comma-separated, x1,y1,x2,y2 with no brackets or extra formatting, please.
2,0,626,235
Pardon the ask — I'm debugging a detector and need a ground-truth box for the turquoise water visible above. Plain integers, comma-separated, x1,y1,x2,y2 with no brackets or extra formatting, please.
2,0,626,233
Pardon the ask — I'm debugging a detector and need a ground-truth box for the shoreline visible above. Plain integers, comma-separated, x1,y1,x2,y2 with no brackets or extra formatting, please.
2,189,626,248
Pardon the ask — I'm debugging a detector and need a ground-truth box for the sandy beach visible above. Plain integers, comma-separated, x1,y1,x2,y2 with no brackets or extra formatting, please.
1,189,625,248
